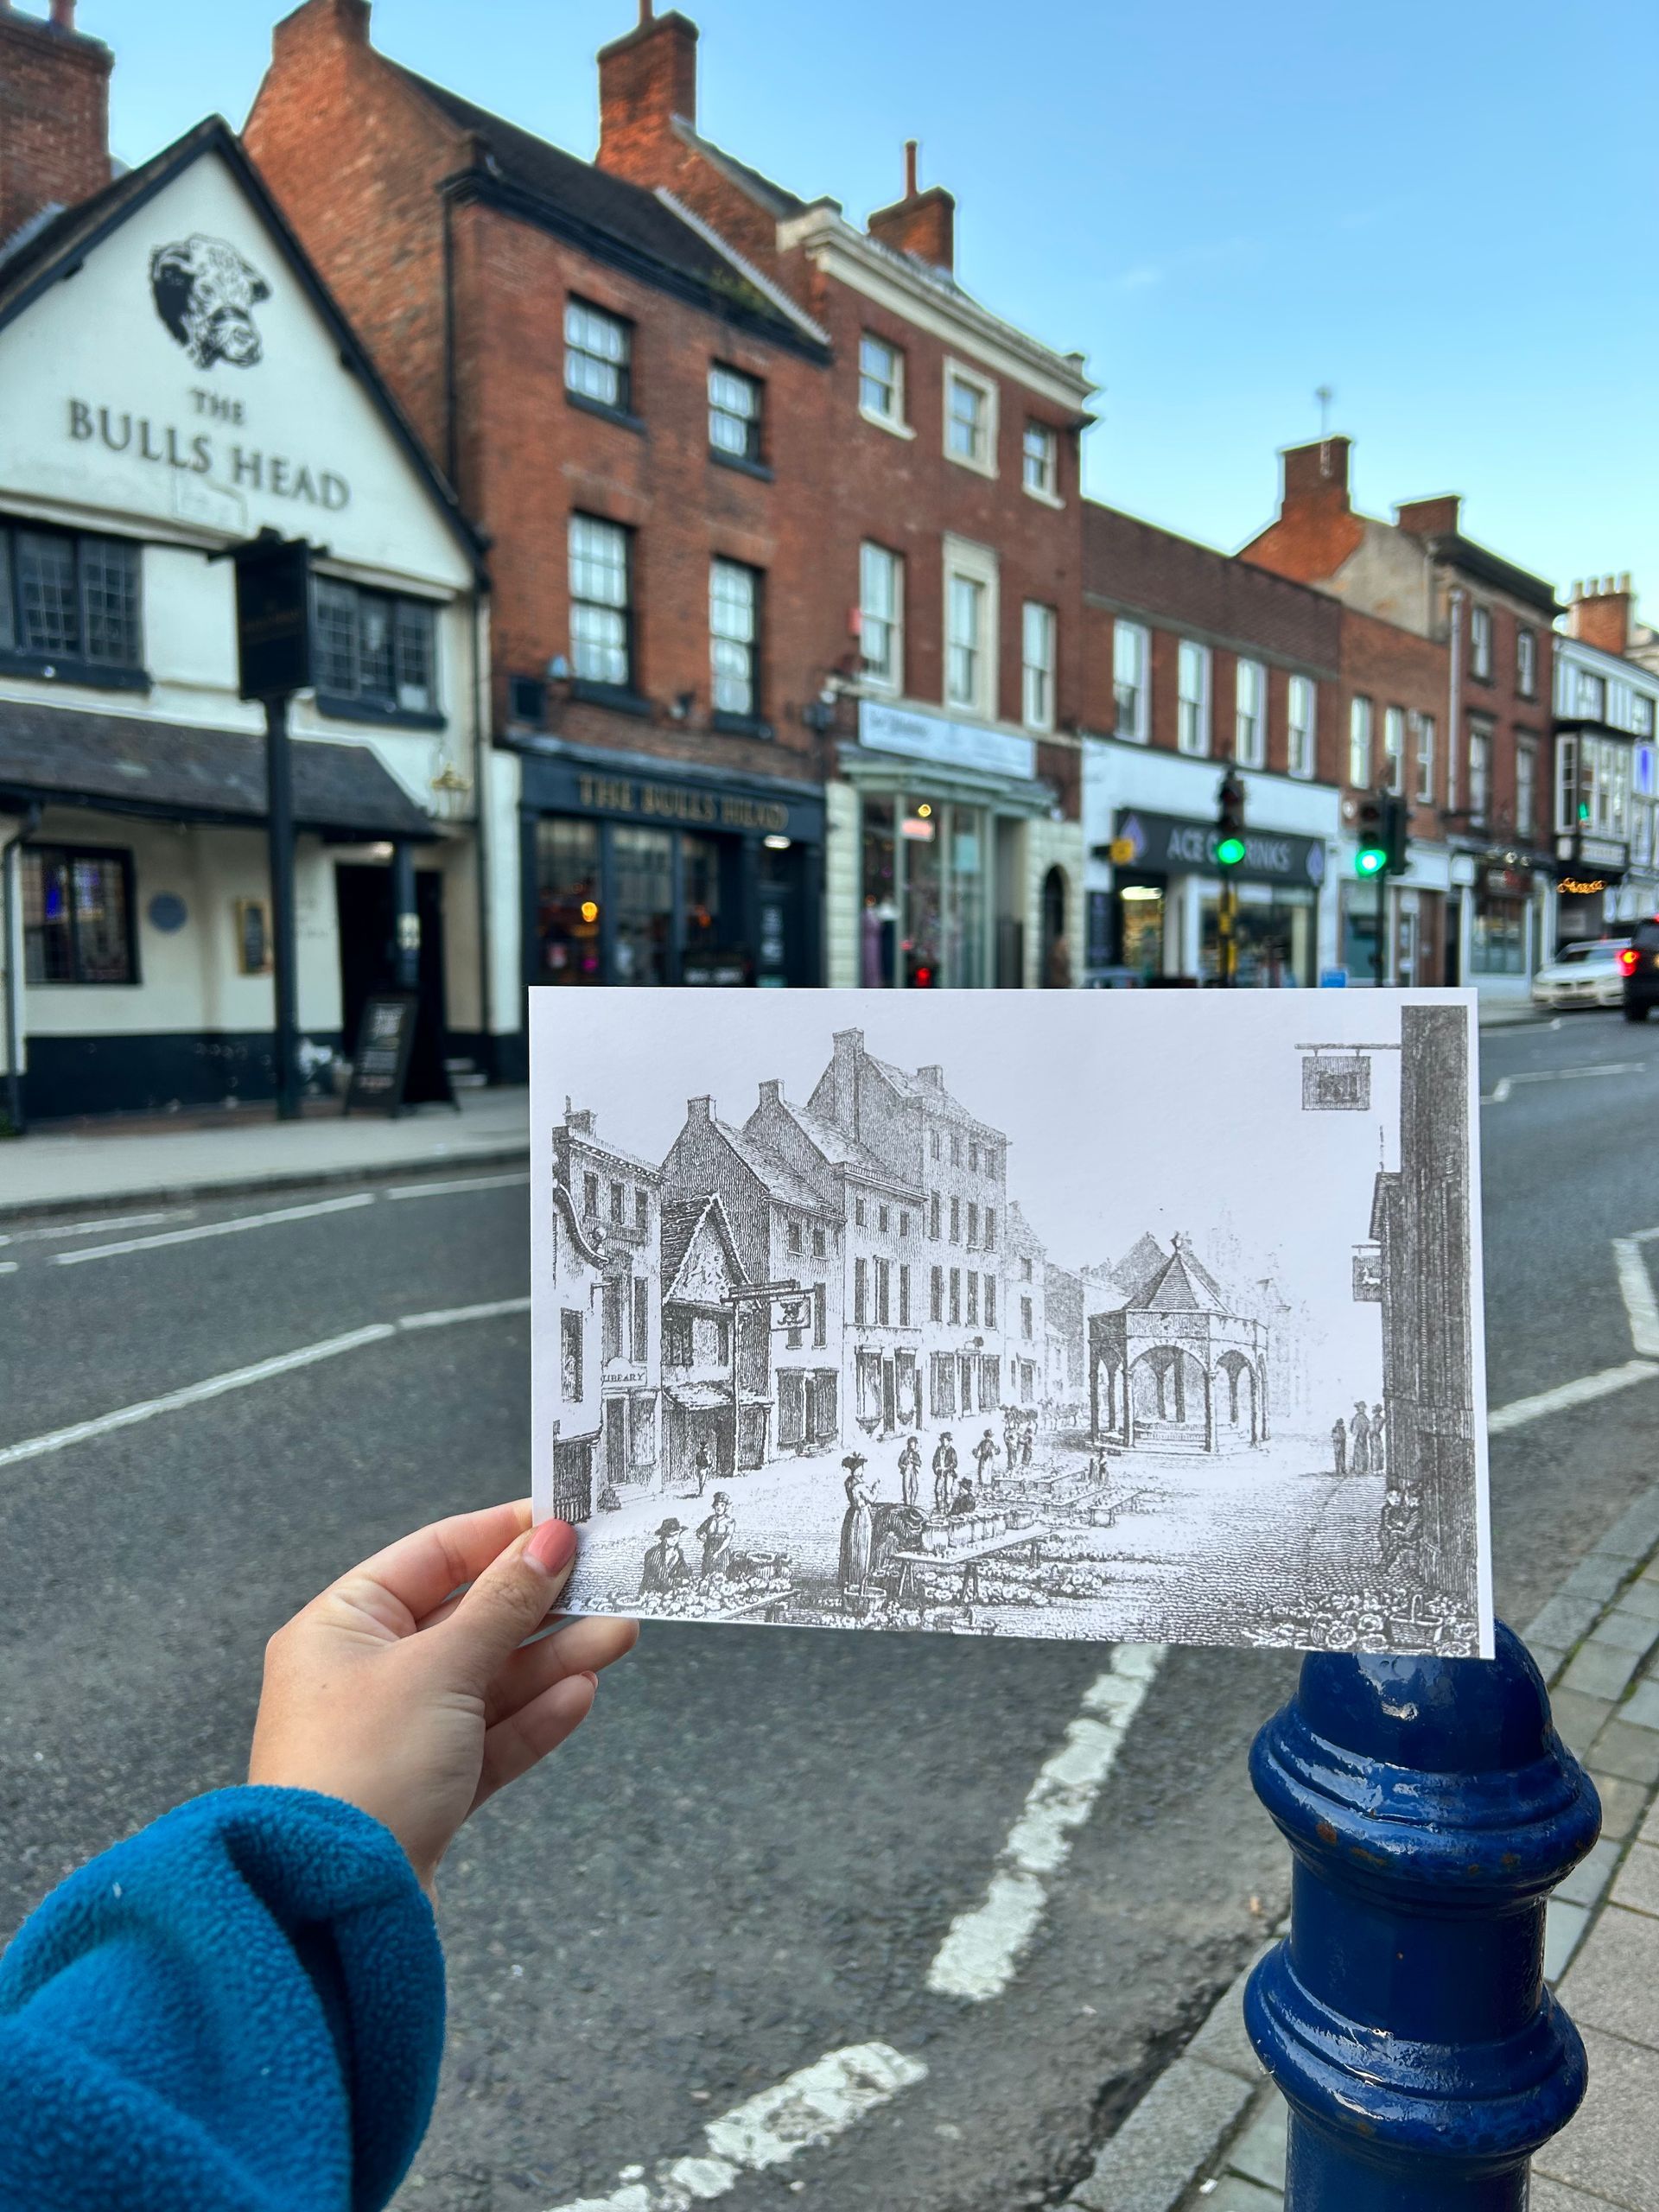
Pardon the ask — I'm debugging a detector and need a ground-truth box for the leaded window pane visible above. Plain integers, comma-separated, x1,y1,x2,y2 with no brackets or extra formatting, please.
79,537,140,665
395,601,435,712
358,593,394,702
313,578,358,694
72,856,130,982
18,531,79,655
22,853,72,983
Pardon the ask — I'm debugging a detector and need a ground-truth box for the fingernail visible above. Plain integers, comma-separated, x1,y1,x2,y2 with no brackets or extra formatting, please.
579,1669,599,1689
525,1519,578,1578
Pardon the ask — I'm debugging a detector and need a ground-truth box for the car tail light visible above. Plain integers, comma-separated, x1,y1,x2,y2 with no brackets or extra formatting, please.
1620,950,1640,973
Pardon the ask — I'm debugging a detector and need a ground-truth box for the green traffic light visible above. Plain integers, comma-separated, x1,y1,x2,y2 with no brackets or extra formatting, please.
1217,835,1246,867
1356,849,1386,877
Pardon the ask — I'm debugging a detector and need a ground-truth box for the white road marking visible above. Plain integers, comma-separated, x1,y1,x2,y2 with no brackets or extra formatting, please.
1614,1239,1659,1357
385,1171,530,1200
0,1261,16,1274
0,1296,532,1472
1487,1359,1659,1435
540,2044,926,2212
52,1192,376,1264
1481,1060,1645,1105
926,1642,1165,2002
0,1208,194,1248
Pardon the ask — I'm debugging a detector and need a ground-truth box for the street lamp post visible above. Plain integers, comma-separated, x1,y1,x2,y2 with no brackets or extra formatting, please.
215,531,318,1123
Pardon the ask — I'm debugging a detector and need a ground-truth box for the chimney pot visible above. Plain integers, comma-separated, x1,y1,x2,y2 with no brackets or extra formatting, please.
50,0,76,28
1571,580,1583,601
1621,571,1632,593
596,4,698,173
904,138,918,198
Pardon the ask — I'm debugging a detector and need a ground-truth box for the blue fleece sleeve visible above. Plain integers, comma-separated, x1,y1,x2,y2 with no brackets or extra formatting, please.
0,1786,445,2212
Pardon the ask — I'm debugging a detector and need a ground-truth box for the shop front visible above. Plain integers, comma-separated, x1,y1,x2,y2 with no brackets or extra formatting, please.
520,744,824,990
1109,805,1331,987
1550,835,1629,950
829,702,1083,991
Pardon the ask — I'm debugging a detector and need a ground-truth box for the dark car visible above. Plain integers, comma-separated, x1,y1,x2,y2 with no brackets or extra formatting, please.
1621,918,1659,1020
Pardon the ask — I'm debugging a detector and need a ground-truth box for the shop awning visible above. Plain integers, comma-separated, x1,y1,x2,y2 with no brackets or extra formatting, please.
0,699,438,841
664,1381,733,1410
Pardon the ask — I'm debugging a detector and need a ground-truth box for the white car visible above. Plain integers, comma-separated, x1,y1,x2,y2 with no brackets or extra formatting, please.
1531,939,1632,1009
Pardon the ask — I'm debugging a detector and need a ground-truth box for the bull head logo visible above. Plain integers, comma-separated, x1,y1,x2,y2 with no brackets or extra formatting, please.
149,234,270,370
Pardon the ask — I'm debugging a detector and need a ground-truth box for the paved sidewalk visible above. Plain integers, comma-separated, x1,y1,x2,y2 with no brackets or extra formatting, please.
0,1086,531,1220
1064,1480,1659,2212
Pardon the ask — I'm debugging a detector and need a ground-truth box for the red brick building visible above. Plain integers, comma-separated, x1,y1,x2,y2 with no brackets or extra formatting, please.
246,0,1094,1007
1243,436,1560,997
1081,504,1345,985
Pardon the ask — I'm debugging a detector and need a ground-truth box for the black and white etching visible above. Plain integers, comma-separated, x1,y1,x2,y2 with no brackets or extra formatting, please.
530,989,1491,1656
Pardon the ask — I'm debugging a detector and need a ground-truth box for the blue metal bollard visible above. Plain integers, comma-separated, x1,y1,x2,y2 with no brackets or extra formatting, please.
1244,1622,1601,2210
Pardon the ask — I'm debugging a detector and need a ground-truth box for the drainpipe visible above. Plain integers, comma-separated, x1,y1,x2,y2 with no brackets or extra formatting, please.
1,803,41,1136
472,588,499,1078
1446,582,1465,984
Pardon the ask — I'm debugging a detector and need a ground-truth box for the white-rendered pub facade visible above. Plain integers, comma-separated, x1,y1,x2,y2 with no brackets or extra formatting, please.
1548,632,1659,950
0,119,512,1123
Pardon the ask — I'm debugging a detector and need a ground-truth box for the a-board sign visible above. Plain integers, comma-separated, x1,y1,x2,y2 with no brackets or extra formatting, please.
344,994,417,1116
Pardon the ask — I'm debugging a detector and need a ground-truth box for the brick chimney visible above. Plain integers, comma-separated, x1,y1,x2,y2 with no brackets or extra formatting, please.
867,140,953,272
1567,574,1634,658
0,1,113,255
566,1108,596,1136
596,3,697,179
1280,435,1352,510
268,0,371,60
823,1029,864,1134
1395,493,1463,540
757,1079,782,1108
686,1094,714,1125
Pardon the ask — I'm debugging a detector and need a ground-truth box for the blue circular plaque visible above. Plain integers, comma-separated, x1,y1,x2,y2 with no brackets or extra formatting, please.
148,893,188,933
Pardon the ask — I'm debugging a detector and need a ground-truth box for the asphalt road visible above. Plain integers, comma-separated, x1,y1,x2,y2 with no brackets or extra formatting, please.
3,1007,1657,2212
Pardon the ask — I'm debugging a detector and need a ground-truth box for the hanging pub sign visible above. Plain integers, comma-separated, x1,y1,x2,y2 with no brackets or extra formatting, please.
1300,1046,1372,1112
223,530,315,701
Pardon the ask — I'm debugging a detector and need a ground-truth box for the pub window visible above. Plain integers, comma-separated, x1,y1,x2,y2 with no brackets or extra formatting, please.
569,514,633,690
312,577,438,719
564,299,632,414
663,1312,692,1367
22,845,136,985
0,522,142,677
787,1219,803,1255
709,365,763,463
710,558,761,720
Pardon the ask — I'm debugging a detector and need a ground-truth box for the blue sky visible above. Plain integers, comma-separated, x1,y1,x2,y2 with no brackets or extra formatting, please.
92,0,1651,611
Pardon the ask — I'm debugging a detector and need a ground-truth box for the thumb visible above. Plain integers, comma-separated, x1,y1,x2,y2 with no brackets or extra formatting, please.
434,1518,579,1696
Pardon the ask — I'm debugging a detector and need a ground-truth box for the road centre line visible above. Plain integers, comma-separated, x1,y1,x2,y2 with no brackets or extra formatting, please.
540,2043,927,2212
0,1208,194,1248
385,1171,531,1200
0,1297,532,1472
52,1192,375,1265
926,1642,1165,2003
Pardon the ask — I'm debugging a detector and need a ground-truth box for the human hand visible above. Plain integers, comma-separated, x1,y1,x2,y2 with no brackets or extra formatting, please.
249,1501,637,1896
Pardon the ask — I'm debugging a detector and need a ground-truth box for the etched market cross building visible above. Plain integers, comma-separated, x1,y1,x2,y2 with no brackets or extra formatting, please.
1090,1235,1269,1455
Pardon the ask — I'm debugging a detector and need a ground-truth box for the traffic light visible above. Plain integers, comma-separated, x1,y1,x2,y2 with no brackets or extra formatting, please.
1356,792,1388,876
1383,795,1410,878
1216,768,1246,868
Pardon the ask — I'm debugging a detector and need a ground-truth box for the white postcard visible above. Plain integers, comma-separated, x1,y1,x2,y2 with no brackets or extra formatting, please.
530,988,1491,1657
